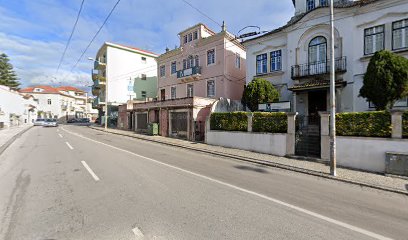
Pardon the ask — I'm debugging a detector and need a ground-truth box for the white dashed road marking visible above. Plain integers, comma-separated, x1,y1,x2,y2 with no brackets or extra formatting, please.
65,141,74,150
81,161,100,181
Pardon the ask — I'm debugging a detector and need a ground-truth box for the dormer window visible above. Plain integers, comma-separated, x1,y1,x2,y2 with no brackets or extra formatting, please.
193,31,198,40
188,33,193,42
184,35,188,44
307,0,315,11
34,88,43,92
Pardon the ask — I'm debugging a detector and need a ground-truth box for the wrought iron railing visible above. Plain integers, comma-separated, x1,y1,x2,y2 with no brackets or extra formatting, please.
177,66,201,79
291,57,347,79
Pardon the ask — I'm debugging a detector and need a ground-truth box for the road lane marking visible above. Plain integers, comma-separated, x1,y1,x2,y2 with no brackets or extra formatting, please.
81,161,100,181
61,127,393,240
65,141,74,150
132,227,144,239
58,134,63,138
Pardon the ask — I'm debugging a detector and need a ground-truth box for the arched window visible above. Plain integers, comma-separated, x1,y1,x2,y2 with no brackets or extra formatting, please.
308,36,327,63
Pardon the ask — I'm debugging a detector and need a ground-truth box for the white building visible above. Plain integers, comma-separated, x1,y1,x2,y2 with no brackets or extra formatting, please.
243,0,408,116
91,42,159,119
19,85,96,122
0,85,38,128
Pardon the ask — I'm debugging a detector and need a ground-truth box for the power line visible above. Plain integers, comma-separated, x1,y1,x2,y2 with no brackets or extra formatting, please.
70,0,122,72
56,0,85,73
181,0,222,27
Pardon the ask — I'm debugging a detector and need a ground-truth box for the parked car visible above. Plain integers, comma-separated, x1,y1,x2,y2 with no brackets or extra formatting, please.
78,118,90,123
43,119,58,127
34,118,45,126
67,118,78,123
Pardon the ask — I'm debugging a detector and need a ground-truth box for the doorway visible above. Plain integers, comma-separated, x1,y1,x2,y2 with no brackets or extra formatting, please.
308,90,327,116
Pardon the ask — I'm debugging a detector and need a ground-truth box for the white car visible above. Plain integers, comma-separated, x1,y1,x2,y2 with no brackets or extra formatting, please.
34,118,45,126
43,119,58,127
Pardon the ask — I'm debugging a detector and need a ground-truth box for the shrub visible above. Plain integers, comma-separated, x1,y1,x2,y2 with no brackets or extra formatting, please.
210,112,248,132
241,78,279,111
252,112,287,133
403,111,408,138
336,111,391,138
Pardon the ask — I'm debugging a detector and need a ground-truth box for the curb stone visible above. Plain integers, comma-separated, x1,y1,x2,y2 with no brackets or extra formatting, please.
88,126,408,197
0,126,33,156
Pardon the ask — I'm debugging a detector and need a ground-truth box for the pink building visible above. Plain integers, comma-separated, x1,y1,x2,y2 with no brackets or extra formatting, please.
119,23,246,141
157,23,246,101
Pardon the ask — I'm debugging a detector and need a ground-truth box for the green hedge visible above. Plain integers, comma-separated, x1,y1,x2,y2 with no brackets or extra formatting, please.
252,112,287,133
210,112,248,131
336,111,391,137
403,112,408,138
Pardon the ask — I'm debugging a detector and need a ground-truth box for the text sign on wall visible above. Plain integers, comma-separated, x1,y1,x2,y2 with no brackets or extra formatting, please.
259,101,291,112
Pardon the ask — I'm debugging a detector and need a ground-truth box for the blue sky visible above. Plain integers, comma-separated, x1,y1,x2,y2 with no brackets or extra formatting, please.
0,0,294,90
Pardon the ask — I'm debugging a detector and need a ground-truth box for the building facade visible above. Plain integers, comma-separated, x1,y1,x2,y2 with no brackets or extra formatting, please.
0,85,38,128
157,23,246,101
91,42,158,122
243,0,408,117
19,85,95,121
119,23,246,141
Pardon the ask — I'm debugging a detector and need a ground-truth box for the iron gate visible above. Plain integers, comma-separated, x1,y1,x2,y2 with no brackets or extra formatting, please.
295,115,321,158
170,112,188,138
136,113,148,131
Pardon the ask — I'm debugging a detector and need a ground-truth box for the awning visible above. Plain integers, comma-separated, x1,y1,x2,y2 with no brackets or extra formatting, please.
288,80,347,92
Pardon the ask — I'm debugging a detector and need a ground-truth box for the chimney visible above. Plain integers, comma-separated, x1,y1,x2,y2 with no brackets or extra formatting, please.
165,47,170,52
221,21,227,32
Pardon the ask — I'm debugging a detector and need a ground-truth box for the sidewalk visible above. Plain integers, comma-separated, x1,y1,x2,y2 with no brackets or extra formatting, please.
0,125,33,154
89,126,408,195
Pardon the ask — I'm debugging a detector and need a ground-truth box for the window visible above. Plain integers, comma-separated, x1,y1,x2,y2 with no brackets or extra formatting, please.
307,0,315,11
184,35,188,44
187,55,194,69
47,99,52,105
193,31,198,40
320,0,328,6
194,55,200,67
188,33,193,42
187,84,194,97
270,50,282,71
235,53,241,69
171,86,176,99
309,36,327,63
182,59,186,70
207,49,215,65
141,57,147,63
207,80,215,97
171,61,177,74
160,65,165,77
141,74,147,80
393,19,408,50
256,53,267,74
364,25,384,55
141,91,147,98
160,89,165,101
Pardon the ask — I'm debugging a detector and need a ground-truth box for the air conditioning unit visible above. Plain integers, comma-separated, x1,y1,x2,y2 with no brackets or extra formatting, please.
385,152,408,176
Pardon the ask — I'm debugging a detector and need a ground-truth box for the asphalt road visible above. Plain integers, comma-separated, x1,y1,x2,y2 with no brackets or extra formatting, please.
0,125,407,240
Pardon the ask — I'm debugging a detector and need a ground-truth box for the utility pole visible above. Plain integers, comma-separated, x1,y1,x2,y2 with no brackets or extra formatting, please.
329,0,337,176
104,62,108,131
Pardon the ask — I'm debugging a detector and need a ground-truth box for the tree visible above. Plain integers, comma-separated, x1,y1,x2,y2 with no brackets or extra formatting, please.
0,53,20,88
242,78,279,112
359,50,408,110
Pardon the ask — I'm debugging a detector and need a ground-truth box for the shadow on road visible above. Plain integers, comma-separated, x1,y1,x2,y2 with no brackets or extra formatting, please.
234,165,269,174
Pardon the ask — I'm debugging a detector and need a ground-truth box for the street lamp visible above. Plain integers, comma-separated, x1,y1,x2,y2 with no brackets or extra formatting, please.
88,57,108,131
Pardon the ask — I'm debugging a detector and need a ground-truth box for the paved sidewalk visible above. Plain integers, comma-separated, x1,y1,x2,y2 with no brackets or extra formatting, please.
0,125,33,154
89,125,408,195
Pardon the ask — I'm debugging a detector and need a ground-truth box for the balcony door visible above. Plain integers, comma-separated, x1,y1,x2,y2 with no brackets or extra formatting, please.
308,36,327,75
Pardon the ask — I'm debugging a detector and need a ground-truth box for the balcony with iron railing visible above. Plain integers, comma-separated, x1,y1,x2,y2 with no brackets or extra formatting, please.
291,57,347,79
176,66,202,82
